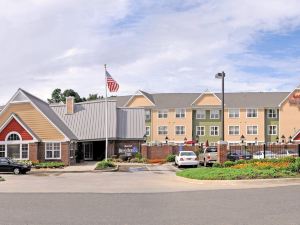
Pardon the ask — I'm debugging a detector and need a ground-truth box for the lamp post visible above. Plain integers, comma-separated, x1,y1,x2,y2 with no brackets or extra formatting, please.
215,71,225,141
165,136,169,144
254,137,258,145
281,135,286,144
184,137,187,143
240,135,245,144
276,136,279,144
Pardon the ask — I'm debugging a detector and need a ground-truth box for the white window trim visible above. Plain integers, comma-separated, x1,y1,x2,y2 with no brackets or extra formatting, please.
210,110,220,119
210,126,219,136
196,126,205,136
246,108,258,118
228,125,240,135
196,109,206,120
158,110,168,119
246,125,259,135
175,125,185,135
267,109,277,119
45,142,62,160
157,126,168,135
146,126,151,136
228,108,240,118
175,109,186,118
268,125,277,135
5,131,22,142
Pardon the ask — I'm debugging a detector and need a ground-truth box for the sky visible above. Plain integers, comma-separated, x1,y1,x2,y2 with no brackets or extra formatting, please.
1,0,300,104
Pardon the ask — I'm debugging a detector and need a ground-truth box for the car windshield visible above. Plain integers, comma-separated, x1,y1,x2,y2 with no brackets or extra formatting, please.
180,152,196,156
206,148,217,153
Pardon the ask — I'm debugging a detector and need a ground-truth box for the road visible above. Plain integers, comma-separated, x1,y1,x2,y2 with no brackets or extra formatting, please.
0,186,299,225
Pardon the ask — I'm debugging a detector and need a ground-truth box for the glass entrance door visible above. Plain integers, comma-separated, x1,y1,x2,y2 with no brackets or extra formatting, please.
83,143,93,160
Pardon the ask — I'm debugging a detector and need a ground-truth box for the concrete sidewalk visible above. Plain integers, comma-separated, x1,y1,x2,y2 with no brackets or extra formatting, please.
30,161,98,173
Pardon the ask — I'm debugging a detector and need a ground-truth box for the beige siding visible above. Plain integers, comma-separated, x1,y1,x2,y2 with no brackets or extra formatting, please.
0,103,65,140
127,96,153,107
224,108,265,142
151,109,193,142
279,90,300,137
195,94,221,106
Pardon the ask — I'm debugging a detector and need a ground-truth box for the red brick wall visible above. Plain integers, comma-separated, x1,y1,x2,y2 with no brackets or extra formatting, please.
217,142,228,164
0,118,33,141
38,142,70,165
29,143,38,162
141,145,199,160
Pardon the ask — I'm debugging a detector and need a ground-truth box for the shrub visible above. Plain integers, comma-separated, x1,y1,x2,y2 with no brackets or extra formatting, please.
15,160,33,166
134,152,142,160
212,162,222,168
278,156,296,163
289,158,300,172
236,159,246,165
96,160,116,169
34,162,65,168
129,158,139,163
223,161,235,167
166,154,176,162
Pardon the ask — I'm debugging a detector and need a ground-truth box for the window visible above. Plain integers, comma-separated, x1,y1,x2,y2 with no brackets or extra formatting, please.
229,126,239,135
210,126,219,136
7,133,20,141
267,109,277,118
175,109,185,118
210,110,219,119
196,110,206,119
158,110,168,118
21,144,28,159
45,142,61,159
229,109,239,118
247,126,258,135
268,125,277,135
158,126,168,135
146,126,151,136
196,126,205,136
175,126,185,135
145,109,151,121
0,145,5,157
247,109,257,118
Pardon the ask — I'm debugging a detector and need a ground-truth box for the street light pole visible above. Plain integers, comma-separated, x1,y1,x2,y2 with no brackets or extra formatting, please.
215,71,225,141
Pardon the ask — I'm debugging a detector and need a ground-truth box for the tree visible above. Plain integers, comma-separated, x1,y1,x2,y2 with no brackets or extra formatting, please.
87,94,103,101
62,89,83,103
48,88,63,103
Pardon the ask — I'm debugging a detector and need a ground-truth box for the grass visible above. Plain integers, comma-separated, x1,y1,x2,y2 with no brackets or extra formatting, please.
96,160,116,170
177,157,300,180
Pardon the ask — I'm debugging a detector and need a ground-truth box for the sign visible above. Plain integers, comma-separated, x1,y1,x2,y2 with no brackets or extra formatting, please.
118,144,139,154
289,92,300,107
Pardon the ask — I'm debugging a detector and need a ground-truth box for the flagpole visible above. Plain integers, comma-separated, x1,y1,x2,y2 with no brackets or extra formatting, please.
104,64,108,161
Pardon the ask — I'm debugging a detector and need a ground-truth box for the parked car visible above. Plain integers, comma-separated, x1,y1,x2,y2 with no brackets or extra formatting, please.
0,157,31,174
276,150,298,158
175,151,198,168
199,146,218,166
227,150,252,161
253,151,276,159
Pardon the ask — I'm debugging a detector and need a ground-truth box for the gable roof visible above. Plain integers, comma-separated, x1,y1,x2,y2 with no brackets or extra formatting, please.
115,92,289,109
0,113,40,141
123,90,155,107
191,92,221,106
18,89,77,140
278,85,300,107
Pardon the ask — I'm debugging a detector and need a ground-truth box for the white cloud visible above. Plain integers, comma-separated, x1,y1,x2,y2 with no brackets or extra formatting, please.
0,0,300,104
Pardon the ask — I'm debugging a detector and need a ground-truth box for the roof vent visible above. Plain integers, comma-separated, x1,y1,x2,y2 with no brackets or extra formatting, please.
66,96,75,114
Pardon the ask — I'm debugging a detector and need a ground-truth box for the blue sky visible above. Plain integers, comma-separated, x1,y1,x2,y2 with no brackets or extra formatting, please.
0,0,300,104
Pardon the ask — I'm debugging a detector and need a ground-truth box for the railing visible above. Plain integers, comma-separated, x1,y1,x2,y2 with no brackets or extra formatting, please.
228,143,300,161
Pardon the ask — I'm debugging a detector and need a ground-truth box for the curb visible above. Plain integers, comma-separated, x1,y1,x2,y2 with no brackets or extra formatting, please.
29,165,119,174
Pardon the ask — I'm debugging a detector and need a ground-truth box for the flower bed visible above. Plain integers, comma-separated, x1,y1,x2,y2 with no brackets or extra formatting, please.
177,157,300,180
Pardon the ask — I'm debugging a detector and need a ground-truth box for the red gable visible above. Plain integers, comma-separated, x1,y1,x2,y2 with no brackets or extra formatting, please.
294,132,300,141
0,118,33,141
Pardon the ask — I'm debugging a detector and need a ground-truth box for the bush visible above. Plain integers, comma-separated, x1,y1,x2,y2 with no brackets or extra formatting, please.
15,160,33,166
289,158,300,172
166,154,176,162
236,159,246,165
34,162,65,168
223,161,235,167
278,156,296,163
212,163,222,168
134,152,142,160
129,158,139,163
96,160,116,169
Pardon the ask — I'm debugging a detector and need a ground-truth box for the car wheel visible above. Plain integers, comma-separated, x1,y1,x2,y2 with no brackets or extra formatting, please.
13,168,20,175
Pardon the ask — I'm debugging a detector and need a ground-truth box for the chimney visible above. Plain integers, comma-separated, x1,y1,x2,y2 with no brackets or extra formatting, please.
66,96,75,114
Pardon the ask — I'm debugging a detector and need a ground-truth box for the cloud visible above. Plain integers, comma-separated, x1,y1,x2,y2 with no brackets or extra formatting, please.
0,0,300,104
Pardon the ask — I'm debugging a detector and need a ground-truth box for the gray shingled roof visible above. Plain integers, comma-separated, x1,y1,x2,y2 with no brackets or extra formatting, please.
114,91,290,109
139,90,155,105
21,89,77,140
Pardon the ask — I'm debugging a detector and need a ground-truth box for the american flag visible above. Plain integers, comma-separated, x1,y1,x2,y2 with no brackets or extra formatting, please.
105,70,119,92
